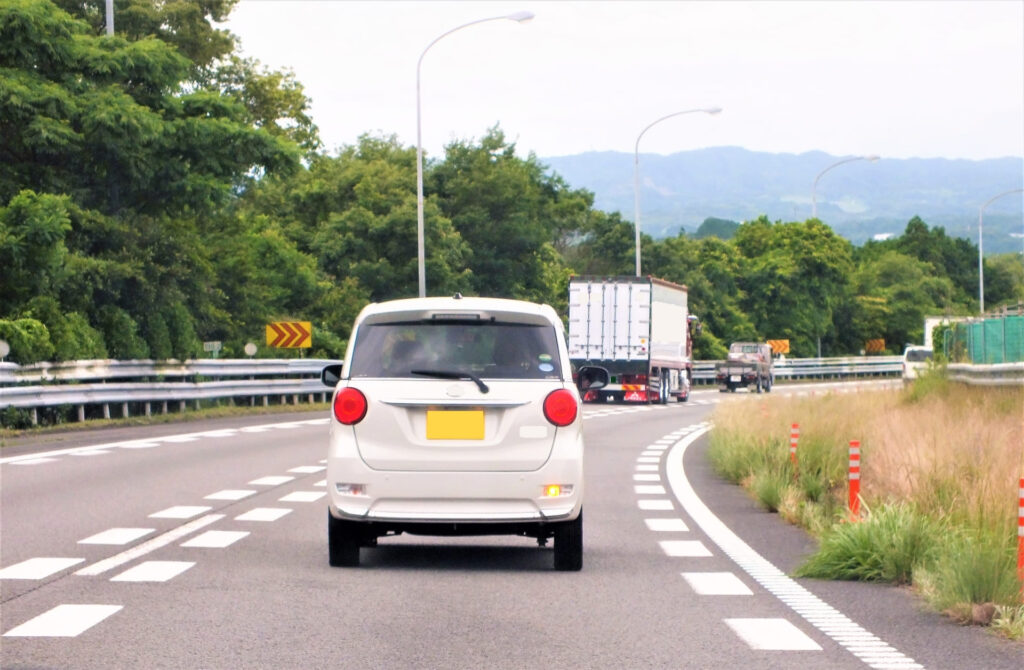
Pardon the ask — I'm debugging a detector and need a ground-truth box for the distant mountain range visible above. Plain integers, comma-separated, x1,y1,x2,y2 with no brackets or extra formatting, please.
541,147,1024,254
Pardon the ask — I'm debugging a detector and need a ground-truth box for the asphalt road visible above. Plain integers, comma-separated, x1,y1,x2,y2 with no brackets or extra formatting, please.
2,385,1021,669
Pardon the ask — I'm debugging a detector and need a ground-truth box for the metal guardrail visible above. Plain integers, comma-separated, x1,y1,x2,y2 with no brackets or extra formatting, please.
0,359,340,426
691,356,902,384
946,362,1024,386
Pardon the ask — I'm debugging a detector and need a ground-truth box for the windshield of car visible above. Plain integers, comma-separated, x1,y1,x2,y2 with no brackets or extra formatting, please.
348,321,562,380
905,349,933,362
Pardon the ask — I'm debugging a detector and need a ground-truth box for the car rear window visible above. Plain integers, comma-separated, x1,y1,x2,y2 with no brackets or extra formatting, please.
905,349,932,362
348,321,562,380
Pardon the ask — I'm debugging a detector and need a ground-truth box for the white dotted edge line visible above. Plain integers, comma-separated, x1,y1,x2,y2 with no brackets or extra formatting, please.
665,424,923,670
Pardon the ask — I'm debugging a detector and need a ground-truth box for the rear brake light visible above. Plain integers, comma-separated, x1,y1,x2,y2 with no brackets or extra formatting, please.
333,387,367,425
543,389,578,427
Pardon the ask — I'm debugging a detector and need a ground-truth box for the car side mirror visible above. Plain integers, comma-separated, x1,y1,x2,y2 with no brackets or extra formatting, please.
321,364,343,388
575,365,609,392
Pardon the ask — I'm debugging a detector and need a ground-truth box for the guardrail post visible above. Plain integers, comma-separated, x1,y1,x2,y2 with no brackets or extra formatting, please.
31,408,38,426
145,402,151,417
179,400,185,413
121,402,128,418
77,405,85,422
103,404,110,420
848,440,861,521
162,401,168,415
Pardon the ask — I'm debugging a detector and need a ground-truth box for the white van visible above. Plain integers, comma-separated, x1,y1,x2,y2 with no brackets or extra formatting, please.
901,345,933,382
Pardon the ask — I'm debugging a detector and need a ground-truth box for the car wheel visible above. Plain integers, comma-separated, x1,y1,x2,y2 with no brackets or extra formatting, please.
660,376,669,405
553,511,583,571
328,511,361,567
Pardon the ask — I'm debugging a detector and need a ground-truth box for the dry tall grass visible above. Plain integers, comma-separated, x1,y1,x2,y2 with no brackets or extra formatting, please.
712,380,1024,535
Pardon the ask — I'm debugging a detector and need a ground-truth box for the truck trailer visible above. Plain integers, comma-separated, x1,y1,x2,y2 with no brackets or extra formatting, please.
567,276,697,404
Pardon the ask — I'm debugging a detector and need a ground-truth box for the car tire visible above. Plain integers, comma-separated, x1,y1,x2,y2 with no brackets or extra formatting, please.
553,511,583,571
660,376,669,405
328,511,361,567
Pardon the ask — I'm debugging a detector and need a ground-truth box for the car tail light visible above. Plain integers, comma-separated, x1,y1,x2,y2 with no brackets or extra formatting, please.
543,389,578,427
333,387,367,425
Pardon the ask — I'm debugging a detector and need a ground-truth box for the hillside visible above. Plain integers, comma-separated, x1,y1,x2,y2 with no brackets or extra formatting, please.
542,148,1023,253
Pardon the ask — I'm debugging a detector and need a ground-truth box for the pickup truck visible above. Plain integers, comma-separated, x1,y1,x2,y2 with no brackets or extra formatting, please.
715,342,774,393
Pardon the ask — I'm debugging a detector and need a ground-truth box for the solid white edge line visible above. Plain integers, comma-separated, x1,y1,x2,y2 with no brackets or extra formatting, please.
665,425,922,669
75,514,224,576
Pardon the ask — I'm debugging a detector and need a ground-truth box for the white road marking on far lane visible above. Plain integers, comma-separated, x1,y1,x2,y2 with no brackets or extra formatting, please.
3,604,122,637
0,557,84,580
235,508,292,522
76,515,224,576
645,518,688,532
204,489,256,501
637,499,674,511
149,506,212,519
659,540,712,557
288,465,326,474
249,475,294,486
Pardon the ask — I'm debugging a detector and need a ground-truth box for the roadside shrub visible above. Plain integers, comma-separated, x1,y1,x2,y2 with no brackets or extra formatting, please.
0,318,55,364
96,306,149,359
916,526,1020,615
795,503,940,584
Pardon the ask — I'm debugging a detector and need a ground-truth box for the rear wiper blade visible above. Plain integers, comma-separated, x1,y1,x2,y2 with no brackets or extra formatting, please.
411,369,490,394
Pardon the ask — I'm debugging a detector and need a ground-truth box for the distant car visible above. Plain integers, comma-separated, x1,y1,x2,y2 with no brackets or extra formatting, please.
901,345,933,382
320,295,606,571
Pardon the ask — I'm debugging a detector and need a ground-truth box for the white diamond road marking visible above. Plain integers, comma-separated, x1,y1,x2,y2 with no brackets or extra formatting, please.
288,465,326,474
645,518,689,532
633,473,661,482
0,557,84,580
78,528,155,545
204,489,256,501
279,491,326,503
683,572,754,595
725,618,821,650
181,530,249,548
149,506,212,519
76,515,224,576
667,425,922,669
3,604,123,638
248,475,294,486
638,499,674,511
659,540,713,557
634,485,666,495
235,508,292,522
110,561,195,582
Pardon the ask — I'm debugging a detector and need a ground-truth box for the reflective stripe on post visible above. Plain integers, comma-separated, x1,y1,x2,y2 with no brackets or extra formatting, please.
789,423,799,466
1018,477,1024,595
848,440,861,520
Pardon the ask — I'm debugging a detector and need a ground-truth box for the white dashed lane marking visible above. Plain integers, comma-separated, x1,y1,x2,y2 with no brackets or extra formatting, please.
0,557,84,580
638,499,674,511
279,491,325,503
78,528,154,545
659,540,713,557
633,473,661,482
288,465,325,474
634,485,666,495
149,506,212,519
645,518,688,532
249,475,294,486
204,489,256,501
3,604,122,637
683,572,753,596
235,507,292,522
110,561,195,583
181,530,249,549
76,515,223,576
725,618,822,651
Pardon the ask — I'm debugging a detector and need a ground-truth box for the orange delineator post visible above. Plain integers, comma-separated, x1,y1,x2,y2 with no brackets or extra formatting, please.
789,423,799,466
1018,477,1024,596
848,440,861,520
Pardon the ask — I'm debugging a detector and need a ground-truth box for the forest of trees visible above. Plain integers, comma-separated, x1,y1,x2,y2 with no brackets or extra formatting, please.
2,0,1022,365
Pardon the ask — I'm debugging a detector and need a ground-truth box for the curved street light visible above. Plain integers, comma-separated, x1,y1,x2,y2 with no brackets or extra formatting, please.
415,11,534,297
811,154,879,220
977,187,1023,313
633,107,722,277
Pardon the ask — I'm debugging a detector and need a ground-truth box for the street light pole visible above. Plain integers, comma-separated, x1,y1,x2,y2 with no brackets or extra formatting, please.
416,11,533,298
977,188,1023,314
633,107,722,277
811,154,879,220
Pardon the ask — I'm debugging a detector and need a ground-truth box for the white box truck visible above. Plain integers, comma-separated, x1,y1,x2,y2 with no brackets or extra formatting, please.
567,276,697,403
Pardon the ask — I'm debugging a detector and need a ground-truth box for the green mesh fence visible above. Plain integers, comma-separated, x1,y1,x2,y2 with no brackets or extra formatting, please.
949,316,1024,363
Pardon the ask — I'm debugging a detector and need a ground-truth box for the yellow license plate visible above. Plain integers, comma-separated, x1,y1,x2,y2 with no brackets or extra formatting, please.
426,410,484,440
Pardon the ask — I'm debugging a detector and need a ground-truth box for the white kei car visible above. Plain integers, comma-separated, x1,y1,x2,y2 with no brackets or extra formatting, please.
320,295,607,571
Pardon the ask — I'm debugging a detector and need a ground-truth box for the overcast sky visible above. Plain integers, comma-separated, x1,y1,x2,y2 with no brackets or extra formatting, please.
223,1,1024,162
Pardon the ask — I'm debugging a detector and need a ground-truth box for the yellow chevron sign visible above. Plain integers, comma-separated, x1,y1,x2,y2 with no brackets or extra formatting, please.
865,339,886,353
767,339,790,354
266,321,312,348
